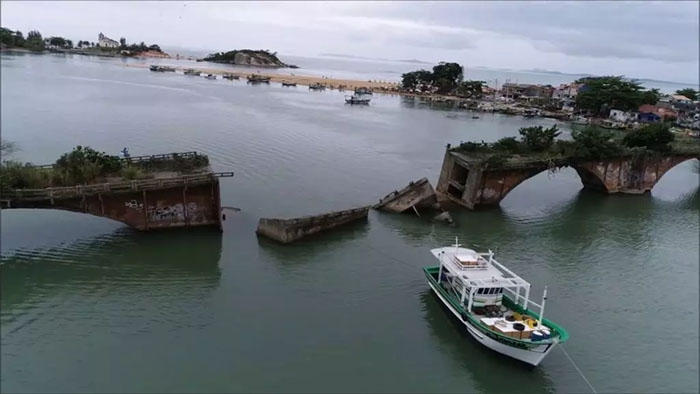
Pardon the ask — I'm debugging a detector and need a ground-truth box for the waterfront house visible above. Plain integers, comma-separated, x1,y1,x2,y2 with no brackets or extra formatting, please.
98,33,119,48
609,109,636,123
552,83,580,100
657,107,678,119
501,83,553,99
638,104,662,123
671,95,692,105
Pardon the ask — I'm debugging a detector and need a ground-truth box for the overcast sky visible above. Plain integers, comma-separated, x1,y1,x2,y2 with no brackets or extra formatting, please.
2,1,698,83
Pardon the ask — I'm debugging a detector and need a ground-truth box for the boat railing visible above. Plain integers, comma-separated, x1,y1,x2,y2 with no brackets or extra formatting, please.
503,287,543,312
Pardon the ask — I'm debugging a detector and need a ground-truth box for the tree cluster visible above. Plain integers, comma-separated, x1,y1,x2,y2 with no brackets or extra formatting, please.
119,38,162,53
0,27,44,51
401,62,481,95
47,36,73,49
574,76,661,116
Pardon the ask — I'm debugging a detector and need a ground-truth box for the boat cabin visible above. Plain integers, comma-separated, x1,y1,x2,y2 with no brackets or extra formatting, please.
432,244,535,315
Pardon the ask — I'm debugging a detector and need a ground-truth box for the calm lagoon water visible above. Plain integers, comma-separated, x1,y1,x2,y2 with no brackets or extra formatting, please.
1,52,698,393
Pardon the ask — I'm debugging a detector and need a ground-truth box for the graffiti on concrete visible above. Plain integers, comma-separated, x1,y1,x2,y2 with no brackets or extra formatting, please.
124,200,144,210
124,199,200,223
147,202,198,222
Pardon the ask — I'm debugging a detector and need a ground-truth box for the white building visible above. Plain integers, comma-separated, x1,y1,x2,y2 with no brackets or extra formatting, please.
98,33,119,48
551,83,580,100
609,109,636,123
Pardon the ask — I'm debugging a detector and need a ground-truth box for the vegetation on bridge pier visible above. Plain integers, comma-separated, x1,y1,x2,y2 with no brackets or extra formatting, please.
452,124,699,169
1,145,210,190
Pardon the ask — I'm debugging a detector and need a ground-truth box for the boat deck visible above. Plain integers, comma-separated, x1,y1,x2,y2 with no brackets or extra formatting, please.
424,266,568,345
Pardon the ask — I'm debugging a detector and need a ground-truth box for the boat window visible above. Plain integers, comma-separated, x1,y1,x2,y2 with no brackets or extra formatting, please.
477,288,484,295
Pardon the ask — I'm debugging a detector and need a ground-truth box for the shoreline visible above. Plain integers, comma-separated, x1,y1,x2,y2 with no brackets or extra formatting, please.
125,63,403,92
125,63,579,120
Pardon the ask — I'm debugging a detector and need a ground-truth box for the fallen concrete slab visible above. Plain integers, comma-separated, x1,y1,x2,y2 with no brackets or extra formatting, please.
373,177,439,213
256,205,370,243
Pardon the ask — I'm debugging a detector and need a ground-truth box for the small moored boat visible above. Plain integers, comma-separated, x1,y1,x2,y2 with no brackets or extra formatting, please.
204,74,217,80
523,108,540,118
184,69,201,76
222,73,239,80
282,82,297,87
423,238,568,366
572,116,589,125
354,87,373,95
309,83,326,91
600,119,625,130
345,94,371,105
149,65,176,72
247,74,271,84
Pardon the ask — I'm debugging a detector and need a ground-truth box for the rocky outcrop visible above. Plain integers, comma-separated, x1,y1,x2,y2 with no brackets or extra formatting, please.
202,49,290,68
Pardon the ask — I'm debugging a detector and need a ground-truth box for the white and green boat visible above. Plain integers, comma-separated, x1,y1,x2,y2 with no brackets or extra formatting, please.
423,239,568,366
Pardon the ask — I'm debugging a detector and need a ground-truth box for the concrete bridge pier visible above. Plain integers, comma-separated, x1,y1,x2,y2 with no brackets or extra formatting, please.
1,174,229,231
436,148,698,210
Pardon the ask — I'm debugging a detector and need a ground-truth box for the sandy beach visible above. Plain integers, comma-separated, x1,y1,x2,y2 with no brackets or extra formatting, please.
125,63,402,91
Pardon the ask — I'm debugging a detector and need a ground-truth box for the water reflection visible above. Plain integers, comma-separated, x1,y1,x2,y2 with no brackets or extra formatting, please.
256,218,370,265
419,291,555,393
1,228,223,315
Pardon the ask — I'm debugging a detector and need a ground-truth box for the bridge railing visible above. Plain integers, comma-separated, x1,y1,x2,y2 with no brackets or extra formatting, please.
1,172,233,200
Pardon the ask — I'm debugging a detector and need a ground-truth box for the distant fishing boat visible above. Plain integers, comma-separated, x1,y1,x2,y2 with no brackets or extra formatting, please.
184,69,201,76
523,108,540,118
424,238,569,366
282,82,297,87
572,116,589,125
309,83,326,91
247,74,271,84
354,87,373,95
600,119,625,130
204,74,217,80
222,73,239,80
149,65,175,72
345,94,371,105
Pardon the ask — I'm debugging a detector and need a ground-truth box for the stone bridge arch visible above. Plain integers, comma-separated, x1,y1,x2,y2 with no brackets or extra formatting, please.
436,149,699,209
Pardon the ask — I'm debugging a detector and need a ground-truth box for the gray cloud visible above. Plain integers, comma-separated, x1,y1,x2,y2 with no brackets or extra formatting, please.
1,1,697,82
347,1,698,63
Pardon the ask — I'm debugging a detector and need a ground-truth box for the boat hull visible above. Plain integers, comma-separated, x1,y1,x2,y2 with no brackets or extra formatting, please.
426,279,557,367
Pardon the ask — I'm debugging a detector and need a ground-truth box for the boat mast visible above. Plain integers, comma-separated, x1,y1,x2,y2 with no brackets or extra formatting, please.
538,286,548,326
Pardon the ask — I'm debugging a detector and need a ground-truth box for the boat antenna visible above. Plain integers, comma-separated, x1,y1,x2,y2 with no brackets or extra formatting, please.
538,286,548,327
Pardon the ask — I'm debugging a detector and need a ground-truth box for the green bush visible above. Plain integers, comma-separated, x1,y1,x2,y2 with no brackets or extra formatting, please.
0,161,51,189
519,125,561,152
54,146,122,184
570,127,622,160
623,124,675,151
483,153,511,168
455,140,490,152
120,166,147,180
491,137,522,153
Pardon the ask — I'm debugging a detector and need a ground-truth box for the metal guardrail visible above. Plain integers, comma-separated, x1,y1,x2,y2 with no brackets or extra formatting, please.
1,172,233,200
31,151,201,169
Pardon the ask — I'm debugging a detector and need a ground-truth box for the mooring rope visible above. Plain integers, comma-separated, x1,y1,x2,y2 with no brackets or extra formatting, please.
559,345,597,394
